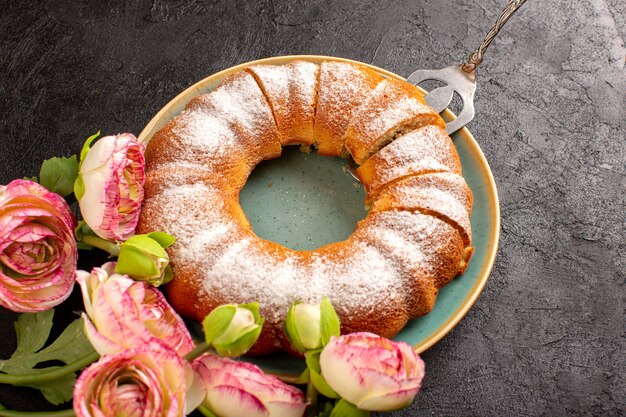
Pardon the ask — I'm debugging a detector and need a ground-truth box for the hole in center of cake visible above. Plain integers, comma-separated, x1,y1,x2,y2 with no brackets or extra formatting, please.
240,147,367,250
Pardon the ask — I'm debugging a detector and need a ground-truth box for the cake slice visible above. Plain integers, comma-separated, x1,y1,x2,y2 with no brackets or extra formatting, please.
345,79,445,165
314,62,383,156
144,109,254,196
354,210,465,313
246,61,319,146
307,237,410,339
371,172,473,248
356,125,462,204
186,71,282,164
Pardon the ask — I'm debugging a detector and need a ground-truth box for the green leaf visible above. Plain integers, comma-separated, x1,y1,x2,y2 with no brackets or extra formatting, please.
75,220,89,241
116,245,161,277
284,301,306,353
202,305,237,344
1,315,95,373
161,265,173,284
78,131,101,168
13,310,54,356
295,368,310,385
213,320,263,358
320,297,340,346
306,349,339,398
39,155,79,197
73,174,85,200
310,369,339,399
23,176,37,182
330,399,370,417
147,231,176,248
0,311,97,406
26,371,77,405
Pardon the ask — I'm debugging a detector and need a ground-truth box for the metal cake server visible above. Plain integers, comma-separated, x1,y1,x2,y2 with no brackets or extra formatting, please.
407,0,528,135
346,0,527,179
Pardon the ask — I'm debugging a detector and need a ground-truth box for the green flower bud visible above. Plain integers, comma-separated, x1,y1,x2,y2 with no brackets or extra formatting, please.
115,232,176,286
285,297,340,353
202,302,264,357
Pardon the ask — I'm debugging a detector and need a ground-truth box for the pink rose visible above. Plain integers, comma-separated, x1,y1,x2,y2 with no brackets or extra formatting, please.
319,332,425,412
75,133,145,241
74,347,204,417
0,179,77,312
76,262,195,356
193,354,307,417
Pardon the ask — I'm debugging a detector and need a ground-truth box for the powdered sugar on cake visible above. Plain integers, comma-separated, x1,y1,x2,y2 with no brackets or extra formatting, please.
137,60,474,353
173,108,241,154
347,79,437,145
357,124,463,198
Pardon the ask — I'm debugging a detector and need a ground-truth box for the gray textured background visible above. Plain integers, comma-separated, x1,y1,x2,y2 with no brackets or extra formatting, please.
0,0,624,415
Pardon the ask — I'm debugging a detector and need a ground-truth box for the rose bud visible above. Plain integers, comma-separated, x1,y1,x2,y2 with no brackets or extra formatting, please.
319,332,425,412
284,296,340,353
193,353,307,417
76,262,195,356
74,132,145,241
0,179,77,312
202,303,264,357
74,347,204,417
115,232,175,286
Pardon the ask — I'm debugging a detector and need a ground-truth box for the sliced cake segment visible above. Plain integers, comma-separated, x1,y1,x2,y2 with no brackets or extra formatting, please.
354,211,465,312
314,61,383,156
146,71,282,195
144,109,255,197
345,78,446,165
246,61,319,146
307,236,410,339
186,71,282,163
356,125,462,204
371,172,473,248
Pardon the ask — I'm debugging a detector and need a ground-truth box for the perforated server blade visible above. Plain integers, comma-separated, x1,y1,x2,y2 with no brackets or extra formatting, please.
407,0,528,135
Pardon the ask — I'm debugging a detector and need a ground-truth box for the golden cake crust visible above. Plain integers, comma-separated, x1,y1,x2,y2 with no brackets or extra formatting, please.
246,61,319,146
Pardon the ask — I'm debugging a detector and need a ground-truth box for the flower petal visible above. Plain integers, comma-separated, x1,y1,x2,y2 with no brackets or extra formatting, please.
205,385,269,417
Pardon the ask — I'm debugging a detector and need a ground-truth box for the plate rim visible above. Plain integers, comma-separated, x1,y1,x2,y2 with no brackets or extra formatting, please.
138,54,500,354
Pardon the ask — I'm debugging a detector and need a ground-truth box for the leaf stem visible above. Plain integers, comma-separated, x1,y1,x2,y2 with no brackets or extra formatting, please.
79,235,120,256
184,341,210,362
0,351,99,385
196,405,217,417
0,408,74,417
306,377,318,417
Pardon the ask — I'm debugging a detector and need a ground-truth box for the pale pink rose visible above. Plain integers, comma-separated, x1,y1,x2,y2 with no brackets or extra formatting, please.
74,347,204,417
76,262,195,356
76,133,145,241
0,179,77,312
193,354,307,417
319,332,425,412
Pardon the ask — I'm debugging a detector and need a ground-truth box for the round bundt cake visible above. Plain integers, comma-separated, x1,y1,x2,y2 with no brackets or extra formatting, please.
137,60,474,355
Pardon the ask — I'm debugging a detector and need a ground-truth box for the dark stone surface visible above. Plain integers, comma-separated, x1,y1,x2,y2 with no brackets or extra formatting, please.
0,0,624,415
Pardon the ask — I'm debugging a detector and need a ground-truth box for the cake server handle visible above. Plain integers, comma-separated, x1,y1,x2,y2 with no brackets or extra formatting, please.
407,0,528,135
460,0,528,74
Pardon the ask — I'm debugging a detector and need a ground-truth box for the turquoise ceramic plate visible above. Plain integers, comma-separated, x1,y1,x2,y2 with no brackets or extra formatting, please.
138,55,500,375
